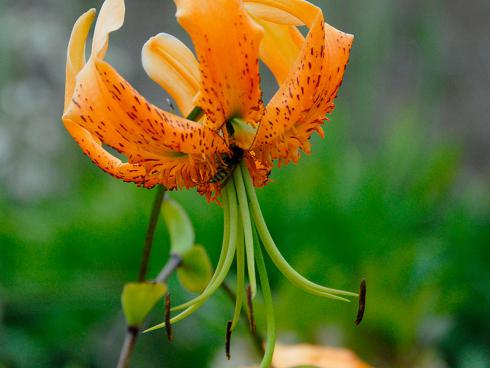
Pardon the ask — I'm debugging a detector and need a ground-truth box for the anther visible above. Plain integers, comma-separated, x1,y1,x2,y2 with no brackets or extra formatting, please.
165,293,173,342
246,286,256,333
225,320,232,360
355,279,366,326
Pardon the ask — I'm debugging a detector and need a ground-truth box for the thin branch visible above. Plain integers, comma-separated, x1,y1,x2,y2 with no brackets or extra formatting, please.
156,254,183,283
138,185,167,282
117,255,182,368
118,185,173,368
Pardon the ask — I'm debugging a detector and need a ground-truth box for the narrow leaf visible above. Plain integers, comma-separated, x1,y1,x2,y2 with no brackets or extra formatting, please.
162,197,195,255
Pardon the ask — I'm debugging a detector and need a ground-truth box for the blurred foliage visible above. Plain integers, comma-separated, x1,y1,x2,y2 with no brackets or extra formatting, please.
0,0,489,368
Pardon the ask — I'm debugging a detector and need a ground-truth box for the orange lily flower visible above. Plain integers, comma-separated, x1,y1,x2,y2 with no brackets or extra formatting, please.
270,344,372,368
63,0,352,199
63,1,359,366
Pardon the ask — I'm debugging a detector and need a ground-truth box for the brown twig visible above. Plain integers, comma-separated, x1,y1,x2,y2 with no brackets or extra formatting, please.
116,256,181,368
138,185,167,282
117,185,176,368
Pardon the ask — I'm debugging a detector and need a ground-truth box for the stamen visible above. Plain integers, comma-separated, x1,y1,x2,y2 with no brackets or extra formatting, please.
231,214,245,330
254,232,276,368
233,164,257,298
355,279,367,326
241,161,356,301
144,183,239,333
165,293,173,342
171,188,231,312
225,320,232,360
246,285,256,333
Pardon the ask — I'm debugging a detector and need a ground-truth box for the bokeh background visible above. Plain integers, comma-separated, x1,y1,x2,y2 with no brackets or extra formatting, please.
0,0,489,367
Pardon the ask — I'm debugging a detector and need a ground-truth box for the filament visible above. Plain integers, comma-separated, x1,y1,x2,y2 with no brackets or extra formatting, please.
233,165,257,298
240,161,357,301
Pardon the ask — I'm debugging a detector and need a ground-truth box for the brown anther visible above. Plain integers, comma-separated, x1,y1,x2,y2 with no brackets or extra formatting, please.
246,286,256,333
165,293,173,342
355,279,366,326
225,320,232,360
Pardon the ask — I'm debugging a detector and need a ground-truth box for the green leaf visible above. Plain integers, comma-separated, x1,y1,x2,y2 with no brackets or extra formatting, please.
177,245,213,293
162,197,194,255
121,282,167,327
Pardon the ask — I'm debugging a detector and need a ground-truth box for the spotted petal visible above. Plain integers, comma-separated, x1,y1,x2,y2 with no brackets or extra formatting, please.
62,0,227,191
174,0,265,130
252,16,304,84
142,33,200,117
252,8,353,171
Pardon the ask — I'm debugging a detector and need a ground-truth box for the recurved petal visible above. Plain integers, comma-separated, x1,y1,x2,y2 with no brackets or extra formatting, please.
253,11,353,167
142,33,200,117
65,9,96,111
63,2,227,191
244,0,319,27
63,119,147,184
64,59,227,190
91,0,125,58
174,0,265,130
244,2,303,25
253,17,303,84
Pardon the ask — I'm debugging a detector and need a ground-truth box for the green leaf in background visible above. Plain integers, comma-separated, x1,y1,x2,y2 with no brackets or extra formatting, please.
121,282,167,327
177,245,213,293
162,197,195,255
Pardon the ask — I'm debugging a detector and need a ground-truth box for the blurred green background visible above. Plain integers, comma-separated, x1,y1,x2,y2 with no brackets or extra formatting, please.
0,0,489,367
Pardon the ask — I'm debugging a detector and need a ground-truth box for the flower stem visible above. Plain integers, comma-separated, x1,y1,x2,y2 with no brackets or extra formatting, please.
138,185,166,282
254,230,276,368
240,162,357,301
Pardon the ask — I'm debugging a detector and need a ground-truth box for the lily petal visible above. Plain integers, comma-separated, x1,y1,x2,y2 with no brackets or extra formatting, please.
244,0,319,26
174,0,264,130
244,2,303,25
91,0,125,58
142,33,200,117
253,11,353,168
64,9,96,110
63,2,227,191
253,17,303,84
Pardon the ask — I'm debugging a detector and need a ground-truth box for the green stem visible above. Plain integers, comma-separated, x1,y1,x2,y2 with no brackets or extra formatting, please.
254,230,276,368
186,106,204,121
240,162,356,301
233,165,257,298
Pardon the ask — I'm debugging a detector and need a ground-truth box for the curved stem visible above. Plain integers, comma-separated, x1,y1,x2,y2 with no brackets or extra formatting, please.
240,162,357,300
145,181,239,332
171,188,231,312
233,164,257,298
254,232,276,368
